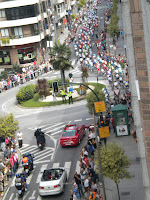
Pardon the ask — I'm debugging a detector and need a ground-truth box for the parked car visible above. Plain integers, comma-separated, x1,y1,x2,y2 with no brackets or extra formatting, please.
39,168,67,196
60,124,86,146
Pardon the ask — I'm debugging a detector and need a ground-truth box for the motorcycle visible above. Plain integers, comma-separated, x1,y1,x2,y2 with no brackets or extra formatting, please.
38,141,45,150
15,177,25,197
22,162,30,176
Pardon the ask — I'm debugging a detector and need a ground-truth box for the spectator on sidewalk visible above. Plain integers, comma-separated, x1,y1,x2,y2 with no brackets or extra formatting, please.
17,130,24,148
73,172,85,198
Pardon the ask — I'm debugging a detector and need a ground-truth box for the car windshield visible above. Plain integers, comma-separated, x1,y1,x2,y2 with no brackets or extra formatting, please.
42,169,63,181
62,130,75,137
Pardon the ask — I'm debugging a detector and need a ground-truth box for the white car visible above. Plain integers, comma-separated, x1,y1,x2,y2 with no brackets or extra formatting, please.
39,168,67,196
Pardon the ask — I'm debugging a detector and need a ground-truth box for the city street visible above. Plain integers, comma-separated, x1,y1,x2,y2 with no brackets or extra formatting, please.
0,2,145,200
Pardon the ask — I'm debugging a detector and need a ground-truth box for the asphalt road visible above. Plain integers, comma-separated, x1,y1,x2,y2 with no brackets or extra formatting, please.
0,2,108,200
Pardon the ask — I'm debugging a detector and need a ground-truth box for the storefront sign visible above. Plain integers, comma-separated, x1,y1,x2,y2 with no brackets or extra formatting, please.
4,57,10,63
23,56,28,61
18,54,22,59
99,126,110,138
0,58,2,62
116,125,128,136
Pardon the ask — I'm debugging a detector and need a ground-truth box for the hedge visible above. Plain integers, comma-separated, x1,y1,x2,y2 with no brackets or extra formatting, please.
16,84,37,104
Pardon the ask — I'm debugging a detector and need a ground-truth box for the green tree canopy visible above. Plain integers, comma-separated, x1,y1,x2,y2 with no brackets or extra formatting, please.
86,86,105,114
70,13,76,20
0,114,19,138
0,70,8,80
50,43,73,90
95,142,133,199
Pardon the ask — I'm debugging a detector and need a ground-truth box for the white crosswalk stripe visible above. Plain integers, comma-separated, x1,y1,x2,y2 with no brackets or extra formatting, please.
18,145,54,164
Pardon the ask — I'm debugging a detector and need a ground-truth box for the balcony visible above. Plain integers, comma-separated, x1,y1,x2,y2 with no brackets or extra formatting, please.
0,32,45,46
56,10,66,20
53,0,64,4
70,0,76,5
0,0,39,9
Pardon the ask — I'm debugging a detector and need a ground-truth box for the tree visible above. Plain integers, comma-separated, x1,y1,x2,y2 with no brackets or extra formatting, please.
95,142,133,200
50,43,73,90
12,62,22,73
81,66,89,82
78,0,86,9
86,86,105,114
37,79,49,99
70,13,76,21
0,114,19,138
0,70,8,80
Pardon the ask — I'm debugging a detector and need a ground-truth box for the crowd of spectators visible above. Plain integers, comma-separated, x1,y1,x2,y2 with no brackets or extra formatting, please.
70,127,103,200
0,64,52,93
0,136,19,198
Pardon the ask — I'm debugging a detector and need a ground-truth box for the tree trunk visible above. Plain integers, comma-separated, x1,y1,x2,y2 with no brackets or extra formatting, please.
62,69,66,91
60,70,65,90
115,182,120,200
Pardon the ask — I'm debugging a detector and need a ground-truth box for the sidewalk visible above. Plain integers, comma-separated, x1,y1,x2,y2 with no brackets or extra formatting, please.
59,27,69,44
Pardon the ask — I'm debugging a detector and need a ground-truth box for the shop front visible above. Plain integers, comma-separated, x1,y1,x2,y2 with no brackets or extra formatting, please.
0,50,11,66
17,47,36,64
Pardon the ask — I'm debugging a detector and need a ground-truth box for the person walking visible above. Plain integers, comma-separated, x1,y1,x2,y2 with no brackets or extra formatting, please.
61,90,66,103
68,90,73,104
17,130,24,148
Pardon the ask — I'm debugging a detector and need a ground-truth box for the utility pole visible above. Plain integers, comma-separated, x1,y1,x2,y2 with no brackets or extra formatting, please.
51,0,65,90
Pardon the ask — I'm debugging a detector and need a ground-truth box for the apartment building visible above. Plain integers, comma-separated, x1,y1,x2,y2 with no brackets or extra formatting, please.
0,0,69,68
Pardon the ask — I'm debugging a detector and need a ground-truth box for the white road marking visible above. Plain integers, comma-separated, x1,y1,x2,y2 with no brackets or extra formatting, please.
37,195,42,200
9,193,14,200
34,153,53,163
64,162,71,179
16,144,29,150
23,191,30,200
33,148,50,156
20,146,37,154
52,163,60,168
51,130,62,136
29,190,36,199
34,149,53,161
86,118,93,120
72,60,76,66
42,122,65,131
34,160,50,164
36,164,48,183
46,125,65,134
75,161,80,174
27,167,36,185
74,119,82,122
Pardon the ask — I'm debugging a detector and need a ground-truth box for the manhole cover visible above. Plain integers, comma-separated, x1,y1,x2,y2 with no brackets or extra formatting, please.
121,192,130,196
136,157,140,162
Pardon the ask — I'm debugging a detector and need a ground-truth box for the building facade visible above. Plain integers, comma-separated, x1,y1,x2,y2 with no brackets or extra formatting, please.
122,0,150,198
0,0,75,68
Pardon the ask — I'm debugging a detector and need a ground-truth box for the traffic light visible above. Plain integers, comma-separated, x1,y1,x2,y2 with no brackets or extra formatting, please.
52,81,59,93
100,115,104,127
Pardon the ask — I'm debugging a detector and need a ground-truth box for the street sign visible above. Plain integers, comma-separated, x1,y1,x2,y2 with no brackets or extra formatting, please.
113,45,117,51
99,126,110,138
94,101,106,113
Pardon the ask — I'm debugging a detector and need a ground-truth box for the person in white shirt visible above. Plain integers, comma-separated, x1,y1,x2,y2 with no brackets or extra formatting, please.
17,130,24,148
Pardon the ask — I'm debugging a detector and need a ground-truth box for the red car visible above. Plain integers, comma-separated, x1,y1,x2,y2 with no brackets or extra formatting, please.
60,124,86,146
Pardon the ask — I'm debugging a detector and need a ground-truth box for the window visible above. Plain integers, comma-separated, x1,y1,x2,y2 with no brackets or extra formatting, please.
1,29,9,37
57,5,61,14
14,27,23,38
0,50,11,65
5,5,39,20
0,10,5,18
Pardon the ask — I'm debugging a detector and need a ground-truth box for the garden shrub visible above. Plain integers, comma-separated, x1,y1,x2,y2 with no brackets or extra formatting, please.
16,84,37,104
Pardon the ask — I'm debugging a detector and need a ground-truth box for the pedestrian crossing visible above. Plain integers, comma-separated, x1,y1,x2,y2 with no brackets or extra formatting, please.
17,144,55,164
28,121,69,138
8,160,80,200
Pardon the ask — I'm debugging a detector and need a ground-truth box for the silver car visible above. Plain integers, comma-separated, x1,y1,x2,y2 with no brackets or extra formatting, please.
39,168,67,196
